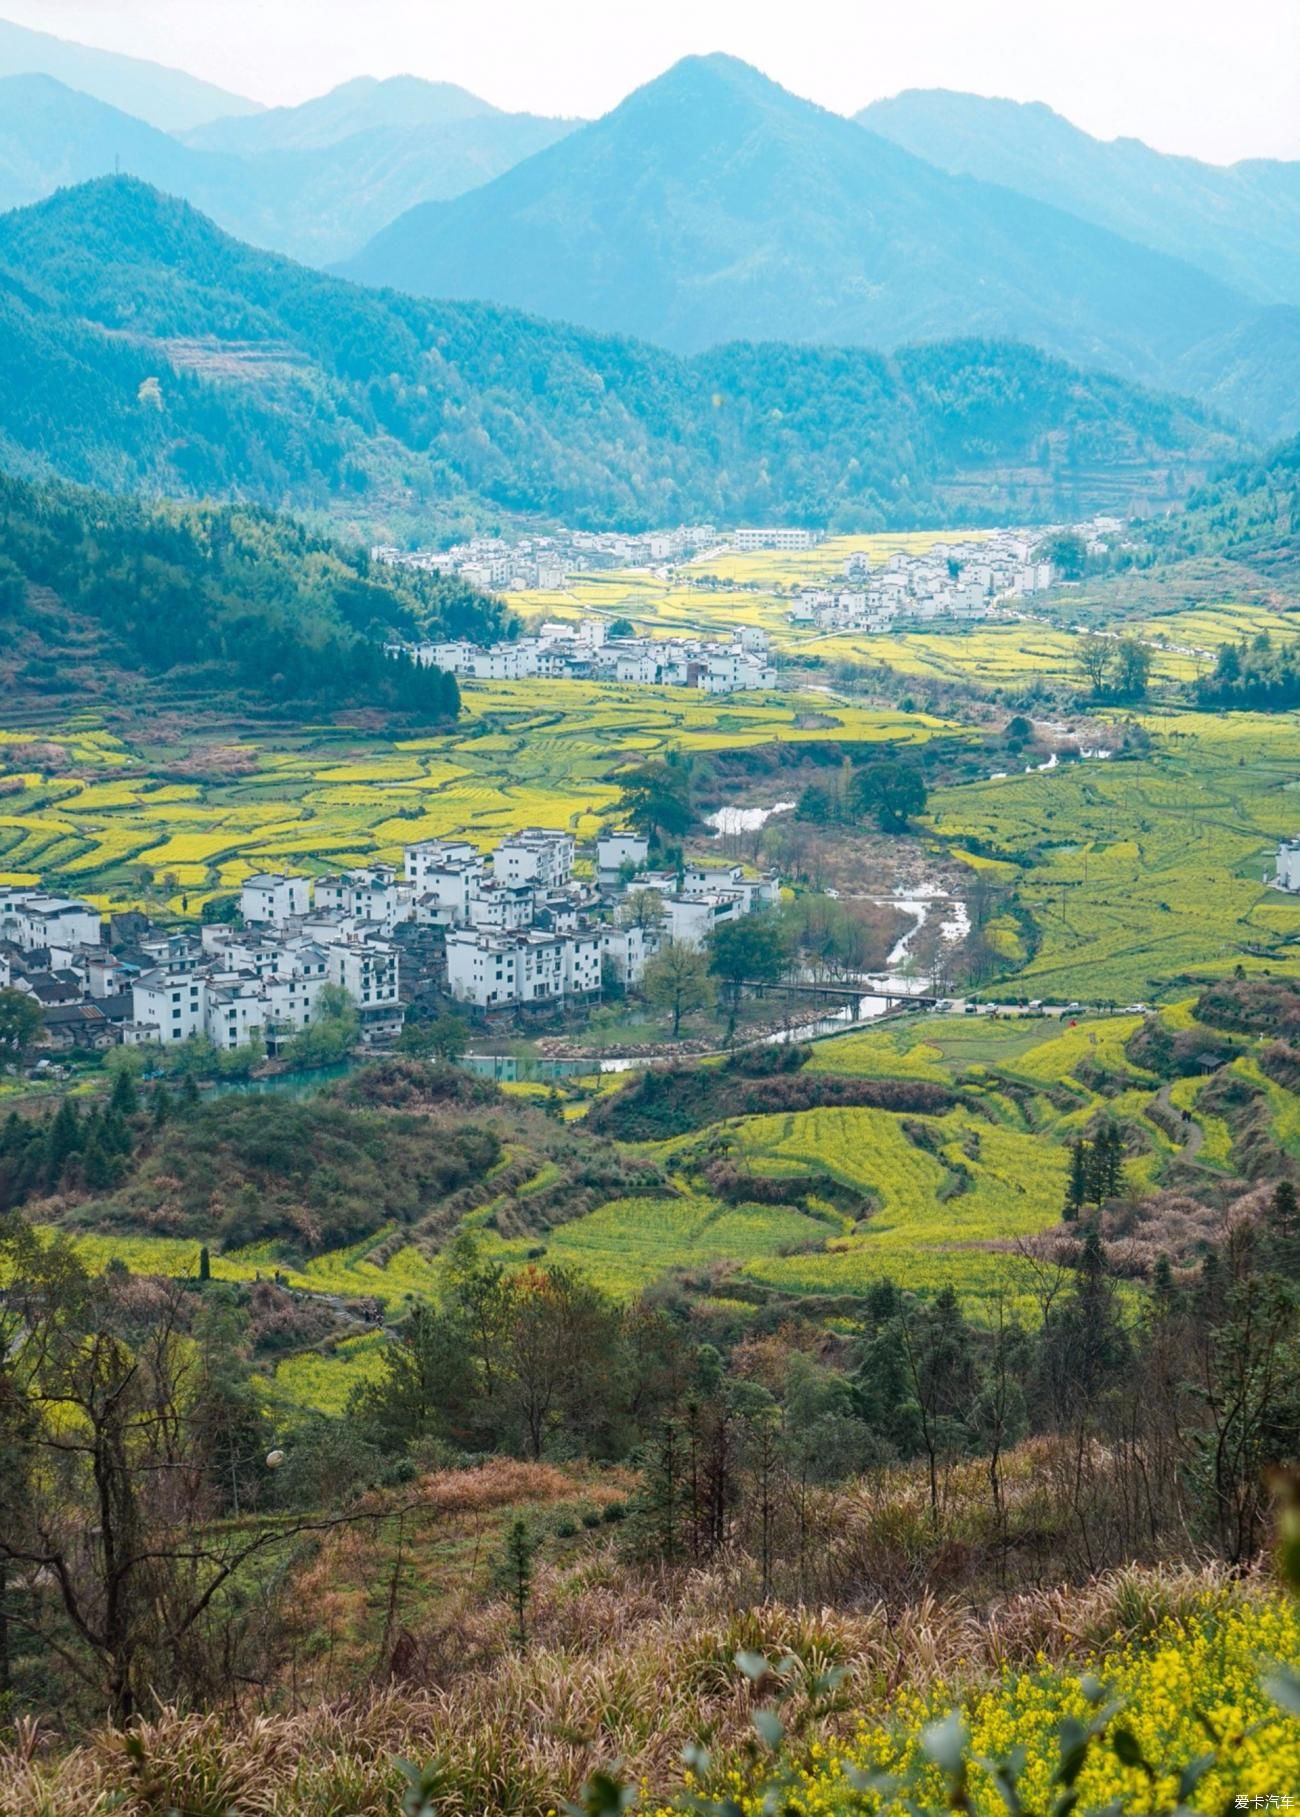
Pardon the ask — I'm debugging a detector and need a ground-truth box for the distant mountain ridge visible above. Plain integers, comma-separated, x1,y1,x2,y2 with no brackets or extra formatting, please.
0,15,259,130
339,55,1273,419
858,88,1300,307
0,72,576,267
0,177,1244,538
181,74,508,153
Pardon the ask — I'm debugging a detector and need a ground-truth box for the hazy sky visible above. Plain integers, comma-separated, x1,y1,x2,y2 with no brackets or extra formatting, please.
6,0,1300,163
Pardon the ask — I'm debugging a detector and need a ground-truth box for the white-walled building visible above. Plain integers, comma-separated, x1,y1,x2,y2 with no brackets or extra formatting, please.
495,829,576,889
131,969,207,1043
1277,837,1300,892
241,873,311,928
597,830,649,885
0,890,101,953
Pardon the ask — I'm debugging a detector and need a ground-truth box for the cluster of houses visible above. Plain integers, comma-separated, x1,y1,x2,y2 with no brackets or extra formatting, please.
0,881,405,1055
789,531,1059,633
371,524,830,594
1,829,782,1050
372,524,722,591
420,827,779,1010
394,618,778,695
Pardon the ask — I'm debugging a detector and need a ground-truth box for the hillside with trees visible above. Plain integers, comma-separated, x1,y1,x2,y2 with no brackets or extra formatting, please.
0,178,1243,537
0,469,503,712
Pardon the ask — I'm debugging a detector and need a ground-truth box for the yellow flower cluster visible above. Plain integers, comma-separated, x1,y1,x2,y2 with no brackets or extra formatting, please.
682,1595,1300,1816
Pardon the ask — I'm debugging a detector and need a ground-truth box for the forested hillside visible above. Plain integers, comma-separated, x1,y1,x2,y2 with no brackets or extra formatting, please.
0,471,503,711
0,178,1243,535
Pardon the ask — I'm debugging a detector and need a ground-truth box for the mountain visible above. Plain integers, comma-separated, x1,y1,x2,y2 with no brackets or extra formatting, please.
0,178,1244,537
0,15,259,131
859,89,1300,307
182,74,506,153
340,55,1252,387
0,73,575,267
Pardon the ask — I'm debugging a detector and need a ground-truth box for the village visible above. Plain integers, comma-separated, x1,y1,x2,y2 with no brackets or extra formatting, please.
394,617,778,692
379,517,1130,692
0,827,782,1063
786,523,1118,632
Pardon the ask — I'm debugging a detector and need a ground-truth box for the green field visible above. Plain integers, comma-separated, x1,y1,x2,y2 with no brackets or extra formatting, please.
928,710,1300,1001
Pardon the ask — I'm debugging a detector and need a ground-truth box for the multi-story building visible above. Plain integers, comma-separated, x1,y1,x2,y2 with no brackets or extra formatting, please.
240,873,311,928
1277,837,1300,892
597,831,649,887
495,830,576,889
0,889,102,953
130,969,207,1043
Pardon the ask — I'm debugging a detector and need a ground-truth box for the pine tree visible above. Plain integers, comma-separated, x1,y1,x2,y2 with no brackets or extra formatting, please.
101,1107,131,1158
1064,1139,1088,1220
179,1073,200,1113
81,1134,116,1192
495,1518,539,1650
198,1245,211,1284
45,1098,81,1187
1102,1123,1125,1197
152,1085,171,1126
109,1066,138,1119
1267,1180,1300,1279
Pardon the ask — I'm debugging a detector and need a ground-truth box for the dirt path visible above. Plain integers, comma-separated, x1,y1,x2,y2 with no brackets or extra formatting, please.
1151,1081,1205,1160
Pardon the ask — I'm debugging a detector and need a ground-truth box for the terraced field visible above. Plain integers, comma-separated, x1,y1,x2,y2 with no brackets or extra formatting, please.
0,686,950,910
38,993,1298,1373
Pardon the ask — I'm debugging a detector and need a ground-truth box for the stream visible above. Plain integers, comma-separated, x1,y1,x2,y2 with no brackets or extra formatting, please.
767,883,971,1045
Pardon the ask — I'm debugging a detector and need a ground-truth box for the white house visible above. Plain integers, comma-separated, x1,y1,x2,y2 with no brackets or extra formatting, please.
1277,837,1300,892
445,925,603,1010
599,923,650,986
0,891,101,954
467,880,536,931
597,830,649,886
131,969,207,1043
241,873,311,928
663,892,744,947
495,829,575,889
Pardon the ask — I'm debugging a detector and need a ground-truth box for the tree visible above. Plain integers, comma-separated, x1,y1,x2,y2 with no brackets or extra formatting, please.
495,1519,539,1649
619,888,667,933
353,1300,477,1452
108,1066,139,1120
400,1012,469,1063
708,914,787,1007
641,940,714,1037
1267,1180,1300,1279
429,1012,469,1062
1036,529,1087,579
0,988,42,1067
0,1223,359,1723
285,983,359,1066
1063,1138,1088,1221
853,760,927,833
1113,637,1152,701
1077,634,1114,696
608,617,635,638
618,762,695,847
502,1266,623,1460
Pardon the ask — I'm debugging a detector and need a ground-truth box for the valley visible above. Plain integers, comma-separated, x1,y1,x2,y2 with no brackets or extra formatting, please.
1,16,1299,1814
